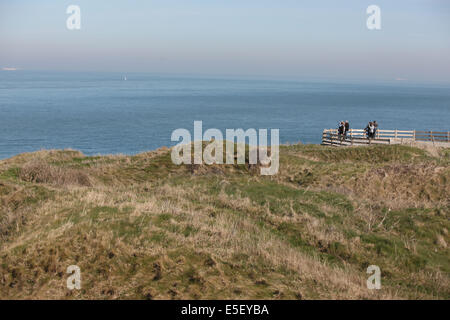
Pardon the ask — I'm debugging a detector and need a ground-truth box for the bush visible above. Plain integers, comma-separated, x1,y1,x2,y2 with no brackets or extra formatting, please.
19,160,91,187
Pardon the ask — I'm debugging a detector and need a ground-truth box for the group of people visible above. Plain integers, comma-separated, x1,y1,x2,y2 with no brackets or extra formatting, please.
364,121,378,139
337,121,350,138
337,120,379,140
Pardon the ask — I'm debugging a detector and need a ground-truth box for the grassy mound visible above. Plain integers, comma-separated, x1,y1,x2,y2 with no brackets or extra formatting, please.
0,145,448,299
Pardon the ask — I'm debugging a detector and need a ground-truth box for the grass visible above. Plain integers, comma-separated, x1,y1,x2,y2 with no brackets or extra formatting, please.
0,144,448,299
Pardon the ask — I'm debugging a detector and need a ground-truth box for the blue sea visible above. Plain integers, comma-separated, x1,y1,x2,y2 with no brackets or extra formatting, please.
1,71,449,159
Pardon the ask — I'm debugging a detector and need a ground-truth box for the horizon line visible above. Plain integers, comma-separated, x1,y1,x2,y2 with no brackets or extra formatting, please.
2,69,450,87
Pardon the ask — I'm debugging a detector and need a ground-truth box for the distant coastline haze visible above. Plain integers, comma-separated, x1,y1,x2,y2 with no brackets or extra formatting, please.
1,0,449,84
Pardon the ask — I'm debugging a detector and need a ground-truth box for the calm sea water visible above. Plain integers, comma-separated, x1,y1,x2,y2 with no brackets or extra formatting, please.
1,71,449,159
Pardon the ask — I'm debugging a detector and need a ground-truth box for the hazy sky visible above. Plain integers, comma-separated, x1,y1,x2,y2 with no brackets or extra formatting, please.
1,0,450,83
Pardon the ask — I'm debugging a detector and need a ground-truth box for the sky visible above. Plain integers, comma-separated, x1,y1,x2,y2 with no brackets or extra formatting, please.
1,0,450,83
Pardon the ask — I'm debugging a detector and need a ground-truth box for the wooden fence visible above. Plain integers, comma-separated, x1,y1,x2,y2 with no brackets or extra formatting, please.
414,131,450,142
322,129,450,146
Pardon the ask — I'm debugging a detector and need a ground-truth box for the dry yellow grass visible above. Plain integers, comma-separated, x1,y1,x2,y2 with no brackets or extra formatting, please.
0,144,448,299
19,160,91,187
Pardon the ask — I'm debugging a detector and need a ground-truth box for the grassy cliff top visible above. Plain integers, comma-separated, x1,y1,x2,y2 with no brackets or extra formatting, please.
0,144,449,299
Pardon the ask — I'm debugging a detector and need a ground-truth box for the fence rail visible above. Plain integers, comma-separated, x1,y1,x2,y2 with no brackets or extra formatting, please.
322,129,450,146
414,131,450,142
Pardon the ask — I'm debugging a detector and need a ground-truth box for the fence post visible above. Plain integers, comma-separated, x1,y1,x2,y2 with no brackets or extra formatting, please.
395,129,398,138
448,131,450,142
431,131,434,143
413,130,416,141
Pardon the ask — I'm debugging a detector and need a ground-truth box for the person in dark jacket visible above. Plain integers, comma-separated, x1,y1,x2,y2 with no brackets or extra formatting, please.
344,121,350,138
365,122,375,139
338,121,345,140
373,121,378,138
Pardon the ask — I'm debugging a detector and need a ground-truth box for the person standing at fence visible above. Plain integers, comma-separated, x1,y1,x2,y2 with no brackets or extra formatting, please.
370,122,375,138
365,122,375,139
338,121,345,141
365,122,370,138
344,121,350,138
373,121,378,138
